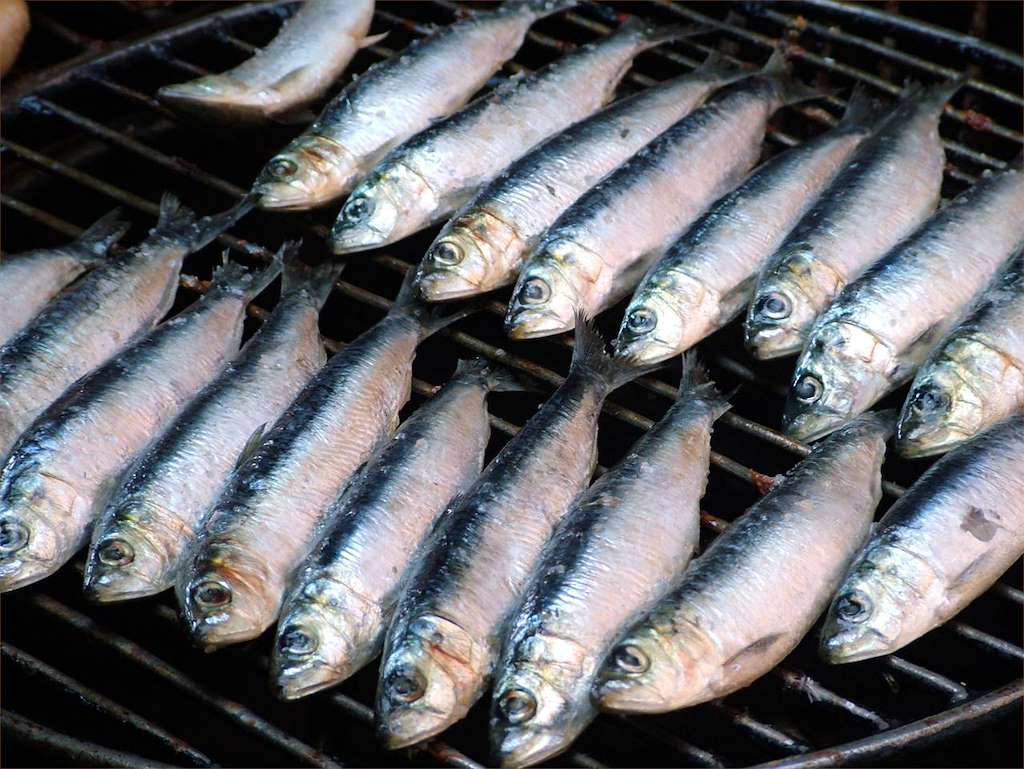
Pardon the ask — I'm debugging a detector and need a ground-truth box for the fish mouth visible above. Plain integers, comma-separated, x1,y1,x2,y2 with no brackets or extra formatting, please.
494,728,570,769
819,627,893,664
417,271,485,302
744,323,803,360
614,335,679,364
83,570,164,603
376,706,457,750
0,557,53,593
591,675,674,714
783,409,847,442
254,181,327,212
329,223,391,254
273,659,345,701
505,309,573,340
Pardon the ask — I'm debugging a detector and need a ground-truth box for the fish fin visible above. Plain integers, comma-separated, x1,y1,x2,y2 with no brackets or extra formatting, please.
693,50,749,85
678,351,731,418
899,75,966,116
150,192,197,240
77,208,131,257
391,267,483,339
191,196,255,252
265,66,314,98
281,240,345,308
504,0,578,20
721,633,785,683
612,16,710,48
211,249,283,299
838,81,886,132
360,31,389,49
570,310,663,392
760,47,824,106
453,357,535,393
234,423,267,471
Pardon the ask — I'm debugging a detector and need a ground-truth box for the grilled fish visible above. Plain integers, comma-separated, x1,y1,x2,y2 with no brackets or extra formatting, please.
615,87,880,364
593,411,890,714
82,245,336,602
0,194,237,461
491,359,725,768
415,52,744,302
504,51,818,340
330,19,698,254
176,270,467,650
0,209,129,347
254,0,573,210
0,257,280,593
745,79,960,359
896,250,1024,458
821,412,1024,663
158,0,378,121
375,317,652,749
272,359,521,700
784,166,1024,442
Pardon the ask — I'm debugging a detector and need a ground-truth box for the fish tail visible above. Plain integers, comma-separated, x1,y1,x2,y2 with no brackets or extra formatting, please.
612,16,710,49
77,208,131,257
571,310,662,392
678,351,731,418
191,196,255,251
508,0,577,21
392,267,481,339
453,357,532,393
838,82,886,132
210,249,283,299
150,192,198,240
281,241,345,309
692,50,748,85
850,408,898,440
900,75,967,116
760,47,823,106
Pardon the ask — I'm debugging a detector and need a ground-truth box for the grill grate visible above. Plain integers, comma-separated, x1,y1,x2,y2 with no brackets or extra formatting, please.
1,2,1022,767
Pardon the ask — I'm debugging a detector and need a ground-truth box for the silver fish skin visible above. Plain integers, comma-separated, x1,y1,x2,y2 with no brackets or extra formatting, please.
0,209,129,347
784,167,1024,443
821,412,1024,664
330,19,697,254
254,0,574,211
615,87,880,365
272,359,520,700
416,52,745,302
176,271,461,651
593,411,890,714
491,359,726,769
504,51,818,340
0,257,279,593
82,245,335,603
0,194,236,462
897,250,1024,458
745,79,959,360
158,0,377,121
375,318,652,750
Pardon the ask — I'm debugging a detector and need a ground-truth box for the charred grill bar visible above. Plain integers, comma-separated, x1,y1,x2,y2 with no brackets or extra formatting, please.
1,2,1021,767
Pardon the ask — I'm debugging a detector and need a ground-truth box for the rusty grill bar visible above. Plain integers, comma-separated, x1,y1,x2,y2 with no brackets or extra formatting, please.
1,2,1022,767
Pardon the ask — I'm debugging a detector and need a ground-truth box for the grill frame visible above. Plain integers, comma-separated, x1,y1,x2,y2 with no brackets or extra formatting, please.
1,2,1022,767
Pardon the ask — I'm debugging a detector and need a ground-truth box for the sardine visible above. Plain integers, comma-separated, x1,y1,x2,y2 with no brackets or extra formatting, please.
491,359,726,768
158,0,379,121
330,19,698,254
504,51,818,340
82,245,336,602
784,166,1024,442
0,256,280,593
0,194,237,461
175,271,467,650
593,411,890,714
254,0,573,210
745,79,960,359
821,412,1024,663
615,87,880,364
375,317,652,749
0,209,129,347
272,359,522,700
416,52,745,302
896,250,1024,458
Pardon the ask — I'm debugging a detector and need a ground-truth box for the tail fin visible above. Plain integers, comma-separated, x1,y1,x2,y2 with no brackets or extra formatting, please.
280,241,345,309
211,250,283,299
192,196,255,252
613,16,709,49
899,75,966,119
570,310,662,392
692,50,748,85
759,47,822,106
391,267,482,339
78,208,131,257
837,82,885,133
453,357,532,393
677,351,731,419
149,193,197,241
505,0,577,21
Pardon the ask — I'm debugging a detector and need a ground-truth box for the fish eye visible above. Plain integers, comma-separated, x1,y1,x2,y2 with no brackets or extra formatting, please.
612,643,649,675
757,292,791,320
794,374,823,403
192,580,232,608
835,590,873,623
911,386,949,414
343,195,373,223
519,277,551,305
0,519,29,554
497,688,537,724
431,241,464,266
625,307,657,335
97,539,134,567
279,626,318,657
385,666,427,704
268,158,298,179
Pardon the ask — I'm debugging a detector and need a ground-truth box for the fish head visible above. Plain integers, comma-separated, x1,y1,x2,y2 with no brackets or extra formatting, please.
271,575,379,700
505,239,592,339
783,322,896,442
0,473,80,591
330,164,436,253
417,212,521,301
615,271,715,364
255,135,357,211
83,513,174,602
376,613,483,749
178,544,276,650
